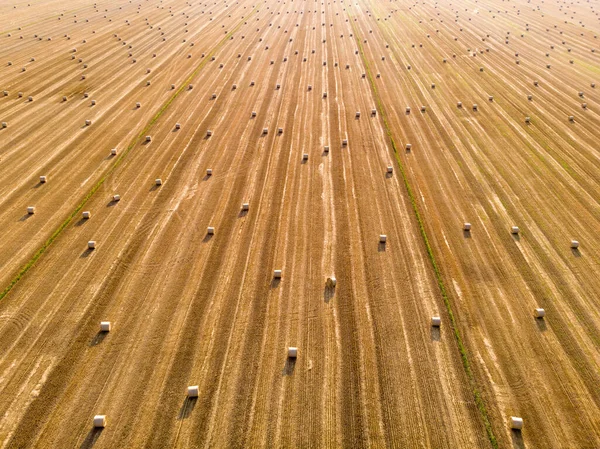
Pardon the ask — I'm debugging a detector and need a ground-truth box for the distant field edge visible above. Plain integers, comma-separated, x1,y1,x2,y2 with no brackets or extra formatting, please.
348,15,499,449
0,6,257,304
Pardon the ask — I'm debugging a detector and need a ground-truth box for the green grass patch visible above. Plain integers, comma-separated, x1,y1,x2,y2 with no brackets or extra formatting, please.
576,59,600,75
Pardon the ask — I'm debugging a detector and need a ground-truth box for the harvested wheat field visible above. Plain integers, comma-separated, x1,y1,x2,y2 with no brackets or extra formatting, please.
0,0,599,446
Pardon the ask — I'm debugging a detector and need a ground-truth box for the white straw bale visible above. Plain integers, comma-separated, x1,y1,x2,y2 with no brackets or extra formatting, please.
93,415,106,428
510,417,523,430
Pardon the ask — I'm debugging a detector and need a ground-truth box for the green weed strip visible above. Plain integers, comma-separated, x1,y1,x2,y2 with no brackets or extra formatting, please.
349,16,498,449
0,7,257,303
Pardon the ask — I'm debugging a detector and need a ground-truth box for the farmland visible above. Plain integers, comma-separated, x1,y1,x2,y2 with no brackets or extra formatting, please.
0,0,599,446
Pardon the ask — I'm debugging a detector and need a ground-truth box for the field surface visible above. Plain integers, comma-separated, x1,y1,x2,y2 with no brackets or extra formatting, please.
0,0,599,447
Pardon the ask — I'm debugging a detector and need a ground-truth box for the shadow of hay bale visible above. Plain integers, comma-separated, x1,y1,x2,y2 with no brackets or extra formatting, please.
282,357,296,376
177,397,197,420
